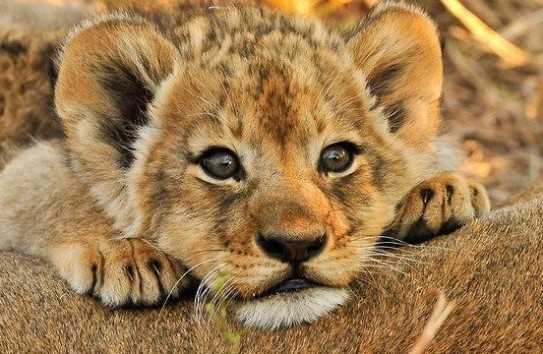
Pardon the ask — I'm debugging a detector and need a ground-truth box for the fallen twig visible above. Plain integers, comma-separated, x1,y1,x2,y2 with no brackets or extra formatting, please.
408,292,456,354
441,0,531,68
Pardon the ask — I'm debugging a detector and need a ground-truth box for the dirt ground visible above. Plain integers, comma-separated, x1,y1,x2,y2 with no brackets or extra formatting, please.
11,0,543,203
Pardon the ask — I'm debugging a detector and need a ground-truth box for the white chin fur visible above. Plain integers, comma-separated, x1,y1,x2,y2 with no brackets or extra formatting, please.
235,287,350,330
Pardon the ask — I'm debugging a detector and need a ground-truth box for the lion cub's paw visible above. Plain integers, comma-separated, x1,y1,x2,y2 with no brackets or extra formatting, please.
387,172,490,244
50,239,188,307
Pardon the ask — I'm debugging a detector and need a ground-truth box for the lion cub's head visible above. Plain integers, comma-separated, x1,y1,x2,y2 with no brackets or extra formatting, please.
54,2,442,329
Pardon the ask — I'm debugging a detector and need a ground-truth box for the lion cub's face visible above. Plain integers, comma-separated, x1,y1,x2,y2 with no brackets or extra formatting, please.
55,4,442,328
154,60,400,326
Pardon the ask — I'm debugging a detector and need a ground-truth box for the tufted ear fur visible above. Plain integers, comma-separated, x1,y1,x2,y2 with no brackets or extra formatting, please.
55,14,180,236
348,2,443,149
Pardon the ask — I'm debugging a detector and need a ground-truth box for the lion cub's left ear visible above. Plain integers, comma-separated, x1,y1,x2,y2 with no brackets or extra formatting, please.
348,3,443,149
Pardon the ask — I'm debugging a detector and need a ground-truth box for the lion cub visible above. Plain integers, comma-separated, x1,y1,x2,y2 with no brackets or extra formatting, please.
0,1,489,329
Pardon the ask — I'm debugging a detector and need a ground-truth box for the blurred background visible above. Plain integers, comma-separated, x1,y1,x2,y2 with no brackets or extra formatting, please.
5,0,543,203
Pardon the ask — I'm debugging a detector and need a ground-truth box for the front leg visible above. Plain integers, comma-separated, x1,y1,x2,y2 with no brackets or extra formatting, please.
0,143,190,307
385,172,490,244
49,238,189,307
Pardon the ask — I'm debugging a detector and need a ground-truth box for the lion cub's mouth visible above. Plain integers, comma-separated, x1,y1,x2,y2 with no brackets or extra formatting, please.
235,282,350,330
260,277,318,297
233,270,349,329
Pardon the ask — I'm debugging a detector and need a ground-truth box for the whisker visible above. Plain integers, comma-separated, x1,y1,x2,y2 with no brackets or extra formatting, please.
209,278,232,312
195,266,222,313
223,286,238,306
363,257,409,277
208,273,240,322
370,253,421,272
376,235,459,252
355,270,387,296
159,257,221,313
208,268,241,312
371,250,423,266
195,264,228,321
345,284,357,298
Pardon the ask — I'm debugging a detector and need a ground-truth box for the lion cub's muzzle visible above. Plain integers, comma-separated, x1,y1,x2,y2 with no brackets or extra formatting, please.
235,229,348,329
256,231,327,296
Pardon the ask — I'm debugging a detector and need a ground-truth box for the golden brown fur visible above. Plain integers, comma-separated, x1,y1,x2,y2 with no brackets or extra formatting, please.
1,181,541,353
0,0,490,330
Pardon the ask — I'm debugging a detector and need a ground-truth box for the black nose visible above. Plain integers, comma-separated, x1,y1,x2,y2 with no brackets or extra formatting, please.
257,234,327,263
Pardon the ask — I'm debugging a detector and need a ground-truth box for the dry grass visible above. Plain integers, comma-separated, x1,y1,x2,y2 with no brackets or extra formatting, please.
416,0,543,203
408,291,456,354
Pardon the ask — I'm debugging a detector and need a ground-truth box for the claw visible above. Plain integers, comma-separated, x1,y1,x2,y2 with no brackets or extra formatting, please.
391,172,489,242
148,259,162,276
53,239,186,307
420,188,434,204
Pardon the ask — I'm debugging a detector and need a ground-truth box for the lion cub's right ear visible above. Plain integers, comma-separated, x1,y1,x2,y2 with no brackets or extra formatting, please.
347,2,443,150
55,15,180,235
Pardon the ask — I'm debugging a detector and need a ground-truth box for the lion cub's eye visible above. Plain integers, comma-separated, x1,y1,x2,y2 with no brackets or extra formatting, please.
319,143,356,173
199,148,241,180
